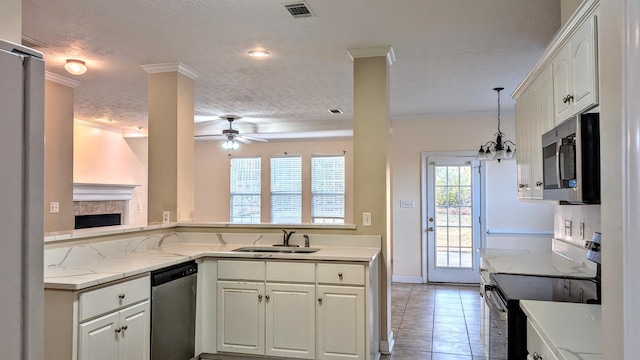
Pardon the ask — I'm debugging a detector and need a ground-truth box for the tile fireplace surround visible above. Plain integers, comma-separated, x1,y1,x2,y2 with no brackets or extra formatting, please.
73,183,138,227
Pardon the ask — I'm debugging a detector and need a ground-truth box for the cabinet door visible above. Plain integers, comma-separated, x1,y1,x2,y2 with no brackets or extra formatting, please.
553,45,573,125
217,281,265,355
316,286,365,360
265,283,316,359
118,301,150,360
515,93,528,199
79,312,119,360
571,15,598,114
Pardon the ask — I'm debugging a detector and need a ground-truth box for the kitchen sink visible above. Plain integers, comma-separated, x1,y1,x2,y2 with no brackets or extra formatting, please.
232,246,320,253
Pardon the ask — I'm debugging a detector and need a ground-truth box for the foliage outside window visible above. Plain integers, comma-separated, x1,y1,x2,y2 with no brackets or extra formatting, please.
270,156,302,224
230,157,261,223
312,155,345,224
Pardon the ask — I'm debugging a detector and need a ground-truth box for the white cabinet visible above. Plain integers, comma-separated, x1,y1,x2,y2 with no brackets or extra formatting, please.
79,300,150,360
217,280,265,355
526,319,558,360
210,259,372,360
44,275,151,360
317,286,365,360
553,13,598,125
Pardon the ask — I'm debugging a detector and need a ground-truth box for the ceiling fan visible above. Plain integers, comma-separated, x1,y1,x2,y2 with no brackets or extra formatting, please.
194,115,267,149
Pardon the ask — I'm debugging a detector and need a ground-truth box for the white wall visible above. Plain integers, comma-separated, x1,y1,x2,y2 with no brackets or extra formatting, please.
391,114,554,280
73,122,148,226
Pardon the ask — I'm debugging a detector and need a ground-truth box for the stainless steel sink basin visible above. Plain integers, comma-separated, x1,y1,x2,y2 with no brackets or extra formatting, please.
232,246,320,253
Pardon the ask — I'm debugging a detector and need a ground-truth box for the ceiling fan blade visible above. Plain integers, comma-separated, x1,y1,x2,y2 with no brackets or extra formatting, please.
240,135,268,142
194,134,225,141
235,137,252,144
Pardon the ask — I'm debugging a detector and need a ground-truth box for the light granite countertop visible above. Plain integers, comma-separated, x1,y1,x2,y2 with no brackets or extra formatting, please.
478,248,596,278
45,242,381,291
520,300,601,360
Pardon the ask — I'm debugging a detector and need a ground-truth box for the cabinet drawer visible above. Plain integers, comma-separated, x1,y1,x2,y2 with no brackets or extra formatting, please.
266,261,315,283
526,319,557,360
79,275,150,321
317,263,364,286
218,260,265,281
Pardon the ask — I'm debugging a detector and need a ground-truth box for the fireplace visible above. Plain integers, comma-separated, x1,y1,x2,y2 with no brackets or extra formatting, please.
73,183,138,229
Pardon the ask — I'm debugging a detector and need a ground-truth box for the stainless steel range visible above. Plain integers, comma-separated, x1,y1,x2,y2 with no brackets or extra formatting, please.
482,233,602,359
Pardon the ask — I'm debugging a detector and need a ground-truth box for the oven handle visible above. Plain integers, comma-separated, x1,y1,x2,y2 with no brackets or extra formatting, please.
484,285,508,320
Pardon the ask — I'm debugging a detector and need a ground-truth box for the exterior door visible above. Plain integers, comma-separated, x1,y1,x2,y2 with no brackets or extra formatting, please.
426,156,481,283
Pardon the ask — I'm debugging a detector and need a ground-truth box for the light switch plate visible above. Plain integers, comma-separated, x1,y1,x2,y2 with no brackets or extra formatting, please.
400,200,414,208
363,212,372,227
565,220,572,236
49,202,59,214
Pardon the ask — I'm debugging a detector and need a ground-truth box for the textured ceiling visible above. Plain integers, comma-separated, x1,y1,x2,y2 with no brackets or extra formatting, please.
22,0,560,139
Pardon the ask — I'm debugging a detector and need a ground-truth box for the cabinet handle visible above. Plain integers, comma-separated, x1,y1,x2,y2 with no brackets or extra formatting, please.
114,327,122,333
519,184,526,188
536,181,543,187
121,325,128,331
265,295,270,301
533,352,543,360
563,94,574,104
318,297,323,303
258,294,263,300
338,272,343,278
118,293,125,300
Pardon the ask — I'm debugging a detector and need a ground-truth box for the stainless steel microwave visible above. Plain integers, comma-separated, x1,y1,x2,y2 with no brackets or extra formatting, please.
541,113,600,203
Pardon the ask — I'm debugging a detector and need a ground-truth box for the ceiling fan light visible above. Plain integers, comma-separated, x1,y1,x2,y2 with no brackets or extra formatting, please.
247,49,270,58
65,59,87,75
222,139,239,150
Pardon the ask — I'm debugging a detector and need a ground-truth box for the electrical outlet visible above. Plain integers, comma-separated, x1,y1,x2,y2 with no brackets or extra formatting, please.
163,211,170,223
49,202,59,214
363,212,372,227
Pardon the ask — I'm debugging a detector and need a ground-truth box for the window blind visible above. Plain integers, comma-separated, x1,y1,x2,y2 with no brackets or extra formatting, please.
270,156,302,223
230,157,261,223
311,155,345,223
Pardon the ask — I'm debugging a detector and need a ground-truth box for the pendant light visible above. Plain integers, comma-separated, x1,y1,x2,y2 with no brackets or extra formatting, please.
476,87,516,162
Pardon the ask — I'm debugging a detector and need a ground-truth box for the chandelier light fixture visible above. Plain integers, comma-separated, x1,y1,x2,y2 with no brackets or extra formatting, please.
477,87,516,162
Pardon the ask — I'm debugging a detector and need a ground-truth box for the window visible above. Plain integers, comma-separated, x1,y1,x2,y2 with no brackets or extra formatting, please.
312,155,345,224
270,156,302,224
230,157,261,223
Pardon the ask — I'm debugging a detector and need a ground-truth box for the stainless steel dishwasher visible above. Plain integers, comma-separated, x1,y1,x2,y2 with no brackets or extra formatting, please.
151,260,198,360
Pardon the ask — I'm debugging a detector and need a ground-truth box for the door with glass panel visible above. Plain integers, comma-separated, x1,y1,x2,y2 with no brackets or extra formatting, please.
426,157,481,283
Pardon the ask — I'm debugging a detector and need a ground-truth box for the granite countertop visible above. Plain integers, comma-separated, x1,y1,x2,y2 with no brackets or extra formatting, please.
478,248,596,278
520,300,601,360
44,242,381,291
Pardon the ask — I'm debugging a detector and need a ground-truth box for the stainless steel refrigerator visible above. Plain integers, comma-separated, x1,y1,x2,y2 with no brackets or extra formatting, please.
0,39,45,359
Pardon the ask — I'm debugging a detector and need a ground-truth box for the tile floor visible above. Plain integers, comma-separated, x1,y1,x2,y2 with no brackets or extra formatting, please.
382,282,492,360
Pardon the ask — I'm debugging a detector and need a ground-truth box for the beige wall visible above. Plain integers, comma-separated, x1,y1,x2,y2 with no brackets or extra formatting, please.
561,0,583,26
0,0,21,43
74,122,148,227
44,80,74,232
391,114,554,278
193,139,353,223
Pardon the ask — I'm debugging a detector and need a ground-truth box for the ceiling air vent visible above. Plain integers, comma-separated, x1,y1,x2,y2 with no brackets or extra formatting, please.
283,2,313,18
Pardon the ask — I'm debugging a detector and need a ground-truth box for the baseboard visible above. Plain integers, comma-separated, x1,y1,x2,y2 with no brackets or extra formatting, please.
392,275,423,283
379,330,395,354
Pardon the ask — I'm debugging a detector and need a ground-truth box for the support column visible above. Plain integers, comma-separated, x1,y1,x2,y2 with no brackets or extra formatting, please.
348,46,395,354
142,63,198,223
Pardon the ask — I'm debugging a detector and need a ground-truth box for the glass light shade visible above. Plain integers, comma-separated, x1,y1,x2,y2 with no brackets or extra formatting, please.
222,139,239,150
506,147,514,159
495,149,507,160
247,49,270,58
64,59,87,75
485,149,495,160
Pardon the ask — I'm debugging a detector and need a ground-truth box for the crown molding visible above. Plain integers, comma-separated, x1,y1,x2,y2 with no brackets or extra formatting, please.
45,71,81,88
140,62,200,79
347,46,395,65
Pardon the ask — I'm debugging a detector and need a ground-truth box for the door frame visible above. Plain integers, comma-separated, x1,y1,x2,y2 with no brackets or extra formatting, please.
420,151,487,283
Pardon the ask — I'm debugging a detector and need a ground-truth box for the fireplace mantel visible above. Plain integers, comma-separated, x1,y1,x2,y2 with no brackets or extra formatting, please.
73,183,139,201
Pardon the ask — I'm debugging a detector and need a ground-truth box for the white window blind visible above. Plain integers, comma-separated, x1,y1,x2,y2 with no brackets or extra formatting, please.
311,155,345,224
230,157,261,223
270,156,302,224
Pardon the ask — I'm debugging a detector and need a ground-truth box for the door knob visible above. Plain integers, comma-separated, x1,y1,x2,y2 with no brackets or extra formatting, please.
258,294,263,300
318,297,323,303
114,327,122,333
428,227,434,232
428,217,434,222
265,295,270,301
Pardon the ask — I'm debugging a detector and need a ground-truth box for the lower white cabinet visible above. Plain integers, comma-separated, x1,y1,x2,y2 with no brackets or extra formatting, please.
211,259,373,360
44,275,151,360
79,300,150,360
526,319,558,360
317,285,365,360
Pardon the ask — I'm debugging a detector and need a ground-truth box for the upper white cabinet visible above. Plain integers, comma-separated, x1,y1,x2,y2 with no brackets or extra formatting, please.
553,14,599,125
513,0,599,200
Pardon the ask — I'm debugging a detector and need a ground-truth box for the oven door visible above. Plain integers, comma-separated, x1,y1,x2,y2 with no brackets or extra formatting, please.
482,285,508,360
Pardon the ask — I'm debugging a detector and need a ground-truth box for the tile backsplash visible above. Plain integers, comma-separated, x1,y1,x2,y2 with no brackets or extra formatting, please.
554,204,601,248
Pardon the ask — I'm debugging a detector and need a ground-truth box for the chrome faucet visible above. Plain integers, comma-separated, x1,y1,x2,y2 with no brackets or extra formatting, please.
303,234,310,247
280,229,296,247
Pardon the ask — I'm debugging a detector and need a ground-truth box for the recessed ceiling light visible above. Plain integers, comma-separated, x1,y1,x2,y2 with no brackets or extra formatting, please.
247,49,271,58
64,59,87,75
328,109,343,114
